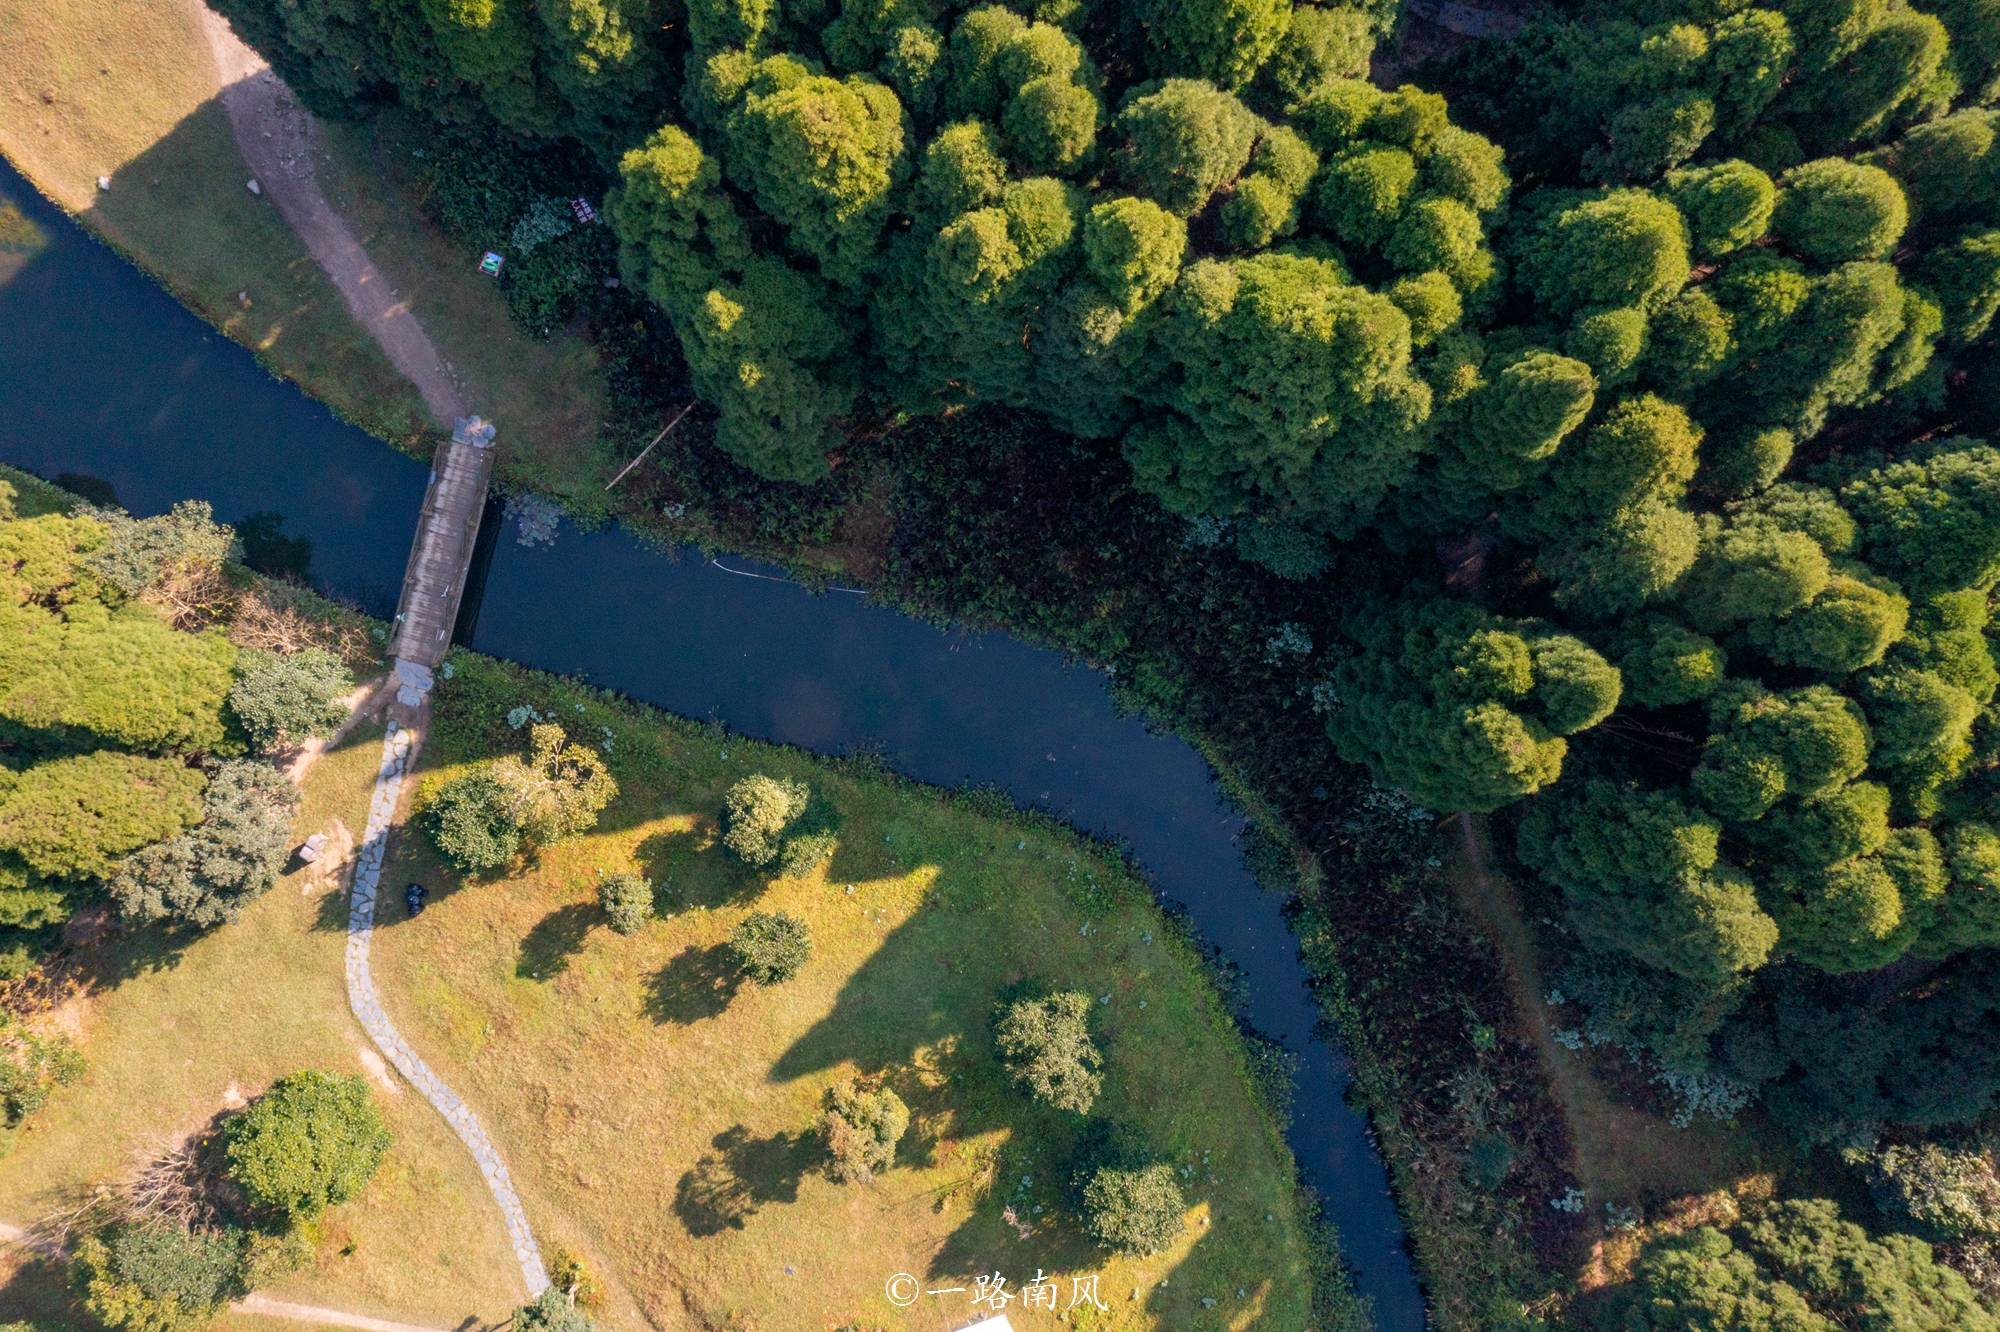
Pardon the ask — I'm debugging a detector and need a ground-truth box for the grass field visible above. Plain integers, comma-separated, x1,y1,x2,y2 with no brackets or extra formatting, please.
0,0,608,476
368,652,1324,1330
0,720,525,1327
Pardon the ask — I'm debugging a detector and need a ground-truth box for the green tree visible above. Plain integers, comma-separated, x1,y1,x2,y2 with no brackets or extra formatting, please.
490,723,617,844
1773,159,1911,265
721,773,809,868
597,871,654,934
1840,441,2000,597
1126,0,1290,89
1744,569,1909,674
728,909,812,984
611,126,858,481
227,648,352,753
1603,1225,1832,1331
820,1079,911,1182
1667,160,1779,258
1510,188,1690,320
1131,251,1425,536
1741,1197,1999,1331
225,1071,392,1221
1609,616,1728,708
1324,596,1618,813
420,770,523,874
723,67,908,286
107,761,299,930
1082,1162,1186,1255
1112,79,1261,216
1258,5,1377,103
0,753,205,881
1518,780,1778,982
994,990,1103,1112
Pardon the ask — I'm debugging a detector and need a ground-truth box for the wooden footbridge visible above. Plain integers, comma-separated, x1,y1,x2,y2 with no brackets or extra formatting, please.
388,416,496,685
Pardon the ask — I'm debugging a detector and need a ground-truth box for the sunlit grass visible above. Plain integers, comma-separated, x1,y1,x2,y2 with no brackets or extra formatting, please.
369,653,1321,1329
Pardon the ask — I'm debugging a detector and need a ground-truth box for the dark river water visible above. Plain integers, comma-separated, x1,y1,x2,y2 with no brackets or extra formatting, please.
0,155,1424,1328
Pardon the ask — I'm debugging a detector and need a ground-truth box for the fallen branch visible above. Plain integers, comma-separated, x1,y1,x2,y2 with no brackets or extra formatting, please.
603,402,695,491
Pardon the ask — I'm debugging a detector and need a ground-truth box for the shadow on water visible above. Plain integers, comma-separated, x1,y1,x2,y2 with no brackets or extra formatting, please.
0,152,1428,1328
237,510,313,581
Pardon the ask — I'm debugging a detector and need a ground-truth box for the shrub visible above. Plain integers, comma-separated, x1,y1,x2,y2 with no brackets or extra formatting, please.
1858,1140,2000,1242
108,760,299,931
1082,1162,1186,1255
75,1224,247,1332
241,1225,317,1285
514,1289,596,1332
728,910,812,985
994,991,1103,1113
227,648,352,752
489,723,617,844
597,872,654,935
0,1015,84,1126
721,774,809,868
820,1079,911,1183
224,1071,391,1221
421,771,523,874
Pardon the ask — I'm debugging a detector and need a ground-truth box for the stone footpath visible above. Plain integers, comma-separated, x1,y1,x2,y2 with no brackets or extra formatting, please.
345,717,549,1297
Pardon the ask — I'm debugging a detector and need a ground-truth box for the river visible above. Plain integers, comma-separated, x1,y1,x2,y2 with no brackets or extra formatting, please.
0,155,1425,1329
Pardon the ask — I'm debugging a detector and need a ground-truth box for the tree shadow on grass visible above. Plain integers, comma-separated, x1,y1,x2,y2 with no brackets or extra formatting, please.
644,942,741,1024
515,901,595,980
312,881,352,933
634,827,758,912
672,1124,819,1237
0,1252,80,1322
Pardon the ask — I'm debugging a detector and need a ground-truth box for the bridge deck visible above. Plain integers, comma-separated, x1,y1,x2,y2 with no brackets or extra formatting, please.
389,417,496,669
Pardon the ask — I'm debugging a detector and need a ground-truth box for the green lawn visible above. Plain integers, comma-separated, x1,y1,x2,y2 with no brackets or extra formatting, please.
368,652,1324,1330
0,720,524,1327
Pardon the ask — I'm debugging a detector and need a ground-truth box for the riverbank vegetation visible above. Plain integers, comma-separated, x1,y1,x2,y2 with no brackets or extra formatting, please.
7,0,2000,1326
366,648,1341,1329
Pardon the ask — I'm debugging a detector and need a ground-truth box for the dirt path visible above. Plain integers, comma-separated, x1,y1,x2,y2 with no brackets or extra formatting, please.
190,3,470,426
1446,814,1755,1210
0,1223,451,1332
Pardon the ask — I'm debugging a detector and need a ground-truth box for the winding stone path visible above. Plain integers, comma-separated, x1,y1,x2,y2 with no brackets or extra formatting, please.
345,713,549,1297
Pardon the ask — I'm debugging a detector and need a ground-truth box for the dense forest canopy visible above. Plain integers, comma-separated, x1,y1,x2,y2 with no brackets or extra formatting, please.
216,0,2000,1217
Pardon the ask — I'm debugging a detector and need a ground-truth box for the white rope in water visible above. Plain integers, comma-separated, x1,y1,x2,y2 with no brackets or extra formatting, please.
707,558,867,595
